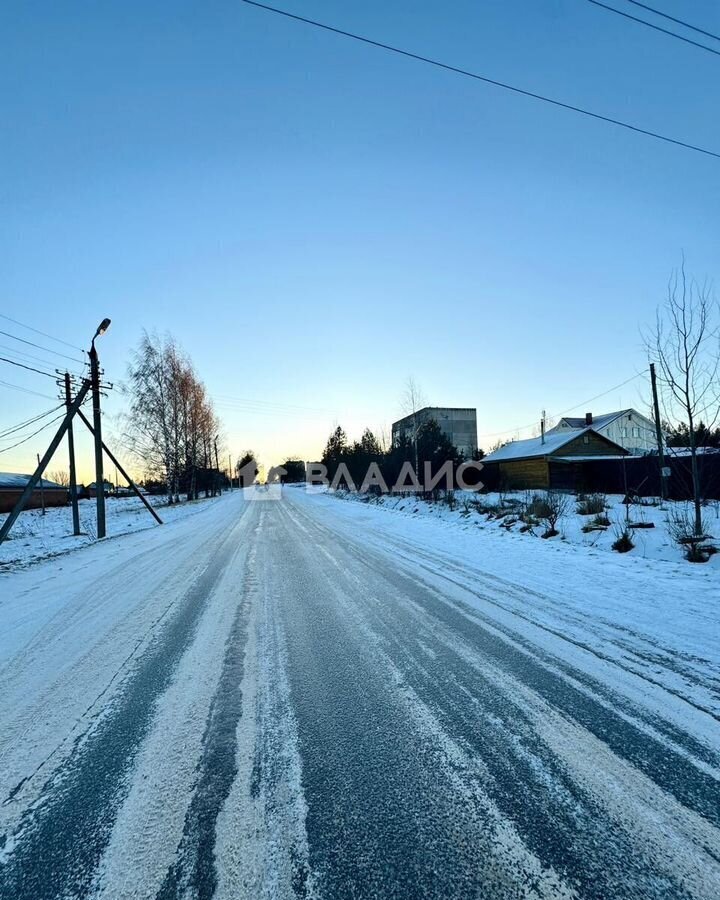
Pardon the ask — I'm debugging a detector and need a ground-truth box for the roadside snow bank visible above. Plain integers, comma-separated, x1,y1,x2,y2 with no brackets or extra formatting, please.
331,489,720,569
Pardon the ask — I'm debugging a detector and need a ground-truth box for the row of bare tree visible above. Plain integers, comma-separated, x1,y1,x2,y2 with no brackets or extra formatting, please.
124,332,223,502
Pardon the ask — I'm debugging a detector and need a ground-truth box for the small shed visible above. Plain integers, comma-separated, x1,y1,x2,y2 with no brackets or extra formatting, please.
0,473,68,514
482,428,628,491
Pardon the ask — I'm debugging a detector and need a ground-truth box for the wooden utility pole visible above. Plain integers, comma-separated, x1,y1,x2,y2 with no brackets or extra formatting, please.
214,437,222,495
649,363,668,500
65,372,81,535
228,453,233,490
89,342,106,538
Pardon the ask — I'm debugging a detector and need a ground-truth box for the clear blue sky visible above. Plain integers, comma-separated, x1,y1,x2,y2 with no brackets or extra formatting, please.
1,0,718,475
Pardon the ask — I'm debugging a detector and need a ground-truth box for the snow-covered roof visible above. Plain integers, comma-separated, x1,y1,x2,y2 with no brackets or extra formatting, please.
552,409,643,431
484,429,590,462
0,472,65,490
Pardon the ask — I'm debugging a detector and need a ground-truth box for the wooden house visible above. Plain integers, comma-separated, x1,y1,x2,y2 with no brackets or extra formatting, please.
0,473,68,514
482,428,628,491
547,408,660,455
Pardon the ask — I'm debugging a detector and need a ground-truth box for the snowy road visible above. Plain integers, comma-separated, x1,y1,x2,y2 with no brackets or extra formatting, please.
0,487,718,899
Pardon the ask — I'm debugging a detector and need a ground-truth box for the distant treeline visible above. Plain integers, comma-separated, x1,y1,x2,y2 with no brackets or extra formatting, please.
665,420,720,448
316,420,483,490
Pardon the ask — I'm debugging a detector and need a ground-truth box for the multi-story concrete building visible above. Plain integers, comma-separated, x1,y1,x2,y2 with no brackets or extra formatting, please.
392,407,478,458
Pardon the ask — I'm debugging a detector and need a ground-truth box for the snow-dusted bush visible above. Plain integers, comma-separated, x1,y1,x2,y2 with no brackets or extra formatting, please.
577,493,607,516
612,527,635,553
667,506,712,562
537,491,569,539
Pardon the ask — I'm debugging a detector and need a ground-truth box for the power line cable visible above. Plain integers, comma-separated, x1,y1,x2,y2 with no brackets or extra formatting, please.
0,329,86,365
0,379,57,401
0,312,85,353
584,0,720,57
623,0,720,43
0,406,64,440
0,412,66,455
0,342,74,372
0,356,57,379
239,0,720,160
0,344,87,382
552,370,647,417
476,370,647,439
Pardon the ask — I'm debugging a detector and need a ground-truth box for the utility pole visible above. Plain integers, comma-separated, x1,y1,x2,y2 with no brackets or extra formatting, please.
649,363,668,501
65,372,81,535
89,318,111,538
229,453,233,490
37,454,45,515
214,437,222,495
89,341,106,537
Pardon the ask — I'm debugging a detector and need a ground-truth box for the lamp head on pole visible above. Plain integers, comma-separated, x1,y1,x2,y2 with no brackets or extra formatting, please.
90,318,112,354
94,318,112,339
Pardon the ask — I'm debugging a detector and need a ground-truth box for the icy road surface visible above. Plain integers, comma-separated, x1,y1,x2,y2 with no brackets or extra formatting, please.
0,487,718,899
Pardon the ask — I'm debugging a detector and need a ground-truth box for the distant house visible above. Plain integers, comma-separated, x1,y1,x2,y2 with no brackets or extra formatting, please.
482,428,627,491
86,480,114,498
0,473,68,514
548,409,658,455
392,407,478,458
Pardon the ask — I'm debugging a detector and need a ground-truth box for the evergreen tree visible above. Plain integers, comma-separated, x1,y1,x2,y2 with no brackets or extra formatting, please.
322,426,349,479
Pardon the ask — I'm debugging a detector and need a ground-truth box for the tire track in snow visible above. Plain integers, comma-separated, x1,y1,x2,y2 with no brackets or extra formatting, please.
89,533,255,899
301,506,720,787
378,532,720,720
0,510,250,900
213,506,315,900
155,546,255,900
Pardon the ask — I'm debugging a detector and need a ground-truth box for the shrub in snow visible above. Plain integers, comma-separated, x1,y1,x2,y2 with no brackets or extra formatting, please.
576,493,607,516
527,494,552,520
667,506,713,563
537,490,569,539
612,527,635,553
592,513,611,527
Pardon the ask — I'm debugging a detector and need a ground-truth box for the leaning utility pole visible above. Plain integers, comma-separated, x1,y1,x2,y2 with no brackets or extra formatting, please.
649,362,668,501
0,379,91,544
75,410,162,526
89,318,111,538
65,372,81,535
37,454,45,515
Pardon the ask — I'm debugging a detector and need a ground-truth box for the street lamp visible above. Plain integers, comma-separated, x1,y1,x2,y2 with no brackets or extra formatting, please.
93,317,112,343
89,318,111,538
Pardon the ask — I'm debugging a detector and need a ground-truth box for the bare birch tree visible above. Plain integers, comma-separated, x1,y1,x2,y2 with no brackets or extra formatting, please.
401,376,427,476
124,331,222,503
649,261,720,536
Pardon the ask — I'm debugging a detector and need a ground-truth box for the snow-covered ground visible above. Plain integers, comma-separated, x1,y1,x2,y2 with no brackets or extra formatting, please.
332,487,720,568
0,493,226,569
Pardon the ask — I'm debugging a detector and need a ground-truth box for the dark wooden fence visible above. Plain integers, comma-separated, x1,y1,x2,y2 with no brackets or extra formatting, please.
481,453,720,500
